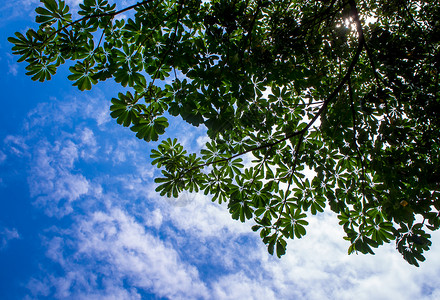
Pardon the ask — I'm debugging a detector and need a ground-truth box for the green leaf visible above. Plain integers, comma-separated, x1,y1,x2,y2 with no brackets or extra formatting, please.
9,0,440,267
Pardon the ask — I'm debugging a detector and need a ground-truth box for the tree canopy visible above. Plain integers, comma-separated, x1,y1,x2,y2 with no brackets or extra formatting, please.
9,0,440,266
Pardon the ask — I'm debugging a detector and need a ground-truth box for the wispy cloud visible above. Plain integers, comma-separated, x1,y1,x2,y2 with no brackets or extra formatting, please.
2,96,109,218
8,62,18,76
3,83,439,300
28,207,210,299
23,132,101,217
3,135,29,157
208,211,440,300
24,92,111,131
0,227,20,250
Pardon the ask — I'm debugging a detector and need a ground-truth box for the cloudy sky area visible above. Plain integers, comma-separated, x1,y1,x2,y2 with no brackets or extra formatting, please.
1,1,440,299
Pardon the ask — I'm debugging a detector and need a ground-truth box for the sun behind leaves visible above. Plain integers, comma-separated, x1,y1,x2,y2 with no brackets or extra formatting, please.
9,0,440,266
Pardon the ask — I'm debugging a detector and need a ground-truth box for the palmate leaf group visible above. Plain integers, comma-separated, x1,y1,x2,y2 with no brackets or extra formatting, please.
9,0,440,266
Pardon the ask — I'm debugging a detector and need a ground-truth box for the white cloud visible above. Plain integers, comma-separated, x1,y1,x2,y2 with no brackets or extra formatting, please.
24,92,111,130
6,70,439,300
0,227,20,250
28,208,210,299
208,211,440,300
165,192,251,238
81,94,112,126
212,272,277,300
26,192,440,300
196,134,210,149
65,0,82,6
8,62,18,76
76,128,99,160
75,147,440,300
3,92,111,218
143,208,163,229
32,171,90,217
108,138,143,164
27,138,94,217
3,135,29,157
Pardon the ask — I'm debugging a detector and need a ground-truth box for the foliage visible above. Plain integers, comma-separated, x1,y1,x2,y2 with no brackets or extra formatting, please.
9,0,440,266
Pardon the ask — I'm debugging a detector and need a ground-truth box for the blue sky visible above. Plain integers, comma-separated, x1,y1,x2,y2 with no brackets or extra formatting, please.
1,1,440,299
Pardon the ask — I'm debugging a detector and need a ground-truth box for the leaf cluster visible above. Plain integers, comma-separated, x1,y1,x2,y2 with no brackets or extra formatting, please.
9,0,440,266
